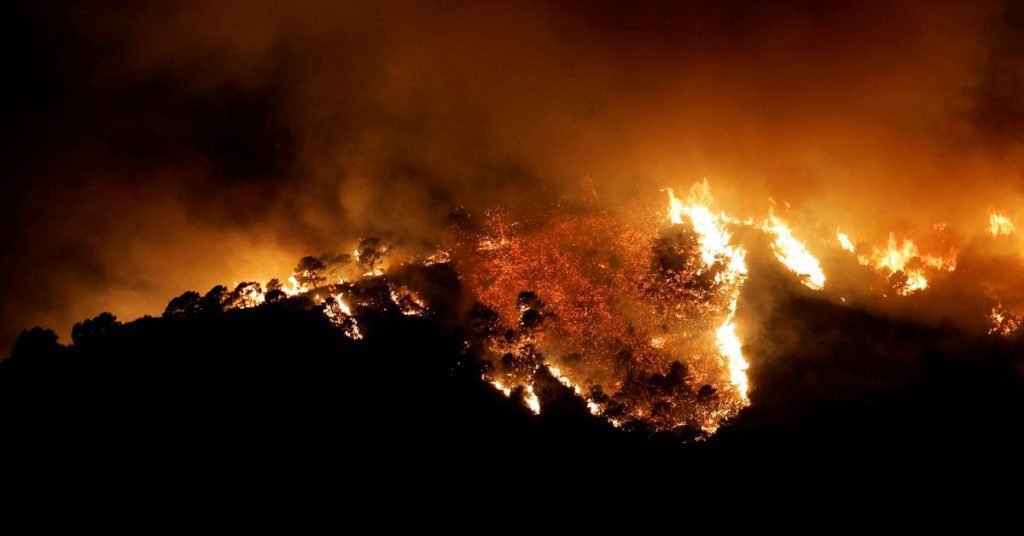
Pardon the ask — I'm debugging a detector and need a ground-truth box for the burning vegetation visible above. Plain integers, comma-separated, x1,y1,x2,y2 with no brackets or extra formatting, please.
157,178,1024,433
453,182,751,435
15,177,1024,440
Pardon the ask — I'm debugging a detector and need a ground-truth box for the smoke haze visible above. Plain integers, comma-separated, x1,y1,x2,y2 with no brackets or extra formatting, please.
6,0,1024,351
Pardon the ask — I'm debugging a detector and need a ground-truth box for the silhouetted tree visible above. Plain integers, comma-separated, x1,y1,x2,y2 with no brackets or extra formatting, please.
201,285,230,313
164,291,202,318
295,256,327,289
516,291,544,311
517,291,548,331
356,237,392,274
654,227,701,274
266,278,283,291
11,327,62,361
320,252,354,282
469,303,502,337
667,361,690,393
71,312,119,346
265,289,286,303
696,384,717,399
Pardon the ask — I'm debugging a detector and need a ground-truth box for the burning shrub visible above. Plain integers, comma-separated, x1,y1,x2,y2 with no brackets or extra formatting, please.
451,191,750,434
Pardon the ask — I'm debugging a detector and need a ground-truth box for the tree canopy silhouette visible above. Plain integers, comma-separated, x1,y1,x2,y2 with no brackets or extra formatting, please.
294,256,327,289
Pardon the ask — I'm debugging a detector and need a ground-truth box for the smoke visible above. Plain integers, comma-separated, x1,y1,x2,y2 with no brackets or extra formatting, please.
6,0,1024,351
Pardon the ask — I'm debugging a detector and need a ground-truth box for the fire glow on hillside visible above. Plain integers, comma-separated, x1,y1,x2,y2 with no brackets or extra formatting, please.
183,177,1024,438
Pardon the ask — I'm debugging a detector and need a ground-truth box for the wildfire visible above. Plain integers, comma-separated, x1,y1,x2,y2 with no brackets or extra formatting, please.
523,385,541,414
454,181,756,435
486,377,543,415
488,378,512,397
548,365,605,416
989,211,1016,236
195,178,1022,440
667,183,751,399
671,186,825,291
224,282,266,310
715,306,748,397
389,286,429,316
862,233,919,274
282,276,310,297
988,302,1022,336
762,212,826,290
903,269,929,294
836,230,856,253
666,182,748,284
855,233,956,296
324,294,363,340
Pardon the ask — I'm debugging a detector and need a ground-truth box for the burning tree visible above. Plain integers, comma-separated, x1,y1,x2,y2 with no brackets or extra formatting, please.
294,256,327,289
225,281,264,310
356,237,392,275
264,278,286,303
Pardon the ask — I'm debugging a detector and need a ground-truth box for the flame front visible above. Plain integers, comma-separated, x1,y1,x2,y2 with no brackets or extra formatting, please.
763,212,826,290
456,181,756,435
199,177,1024,440
666,182,747,284
854,233,955,296
715,306,747,398
667,183,751,399
989,211,1016,236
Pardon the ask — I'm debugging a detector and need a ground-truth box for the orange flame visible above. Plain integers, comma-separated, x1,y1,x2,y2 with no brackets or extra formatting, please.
989,211,1016,236
763,211,826,290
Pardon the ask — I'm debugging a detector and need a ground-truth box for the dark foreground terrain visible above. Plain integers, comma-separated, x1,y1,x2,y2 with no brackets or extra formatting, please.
4,265,1024,494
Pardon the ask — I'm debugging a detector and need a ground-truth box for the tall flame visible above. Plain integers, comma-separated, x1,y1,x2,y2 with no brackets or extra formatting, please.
853,232,956,296
666,183,750,398
763,212,826,290
836,230,856,252
715,302,748,397
666,182,748,284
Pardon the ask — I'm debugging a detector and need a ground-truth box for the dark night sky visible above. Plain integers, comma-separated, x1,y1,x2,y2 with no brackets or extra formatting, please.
6,0,1024,353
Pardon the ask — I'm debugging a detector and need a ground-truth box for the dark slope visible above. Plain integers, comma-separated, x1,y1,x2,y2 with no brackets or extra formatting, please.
5,266,1024,487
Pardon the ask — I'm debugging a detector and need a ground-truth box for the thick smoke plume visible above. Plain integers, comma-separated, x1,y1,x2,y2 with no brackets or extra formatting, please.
7,0,1024,351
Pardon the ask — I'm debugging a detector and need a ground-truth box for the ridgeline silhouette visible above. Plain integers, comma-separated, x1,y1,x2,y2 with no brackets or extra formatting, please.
5,260,1024,480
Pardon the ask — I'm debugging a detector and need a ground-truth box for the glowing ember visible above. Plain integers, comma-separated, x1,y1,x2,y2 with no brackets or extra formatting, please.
762,212,826,290
389,286,429,316
456,181,753,435
423,250,452,266
989,211,1016,236
988,302,1022,336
